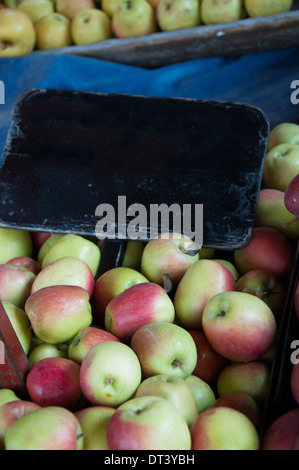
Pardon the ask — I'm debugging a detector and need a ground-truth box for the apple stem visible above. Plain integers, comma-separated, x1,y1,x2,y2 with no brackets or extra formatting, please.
283,216,299,228
171,358,182,368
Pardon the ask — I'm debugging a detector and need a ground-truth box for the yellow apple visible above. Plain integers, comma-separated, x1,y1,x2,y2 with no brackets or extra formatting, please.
71,8,112,45
101,0,124,17
18,0,54,24
56,0,96,19
0,8,36,57
244,0,293,17
35,12,72,49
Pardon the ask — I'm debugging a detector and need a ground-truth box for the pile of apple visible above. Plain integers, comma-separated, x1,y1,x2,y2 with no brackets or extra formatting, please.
0,0,295,58
0,119,298,450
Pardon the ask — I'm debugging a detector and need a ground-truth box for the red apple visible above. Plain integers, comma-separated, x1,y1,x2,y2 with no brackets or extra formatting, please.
187,329,229,385
107,395,191,450
0,400,41,450
140,232,199,289
235,269,287,320
4,406,84,450
202,291,277,363
68,326,120,365
174,259,235,329
234,226,295,279
291,362,299,404
261,408,299,450
7,256,41,275
216,360,272,405
211,392,262,431
30,256,94,298
0,263,35,308
105,282,175,343
30,230,51,254
91,266,149,324
26,357,82,410
191,406,259,450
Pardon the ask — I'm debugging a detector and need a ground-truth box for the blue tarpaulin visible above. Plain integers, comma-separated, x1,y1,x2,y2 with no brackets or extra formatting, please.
0,46,299,159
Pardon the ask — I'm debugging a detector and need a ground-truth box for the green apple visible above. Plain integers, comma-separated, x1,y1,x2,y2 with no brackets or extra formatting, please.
263,143,299,191
130,321,198,379
25,285,93,344
18,0,54,23
184,375,216,414
174,259,235,329
268,122,299,150
255,188,299,240
35,12,72,49
134,374,198,426
2,301,32,355
112,0,157,38
71,8,112,45
140,232,199,289
198,246,215,259
31,256,94,298
107,396,191,450
191,406,259,450
146,0,163,7
156,0,201,32
91,266,149,324
4,406,84,450
79,340,142,407
244,0,293,17
101,0,125,17
4,0,24,7
211,392,262,431
0,228,33,264
37,233,63,265
201,0,245,24
56,0,96,19
75,406,115,450
0,389,20,407
28,342,68,366
41,233,101,277
122,240,144,271
216,360,272,405
202,291,277,363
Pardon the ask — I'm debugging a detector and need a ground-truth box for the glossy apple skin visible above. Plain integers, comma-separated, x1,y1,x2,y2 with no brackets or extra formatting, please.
130,321,197,379
216,360,272,406
0,228,33,263
267,122,299,150
263,143,299,192
187,329,229,385
0,9,36,57
31,256,95,298
4,406,84,450
174,259,235,329
107,395,191,450
68,326,120,365
134,374,198,426
26,357,82,410
29,342,68,366
184,375,216,414
105,282,175,343
25,285,93,344
80,341,142,407
261,408,299,450
235,269,287,320
71,8,112,45
234,226,295,279
140,233,199,287
291,362,299,404
255,188,299,240
2,301,32,355
211,392,261,431
91,267,149,324
0,400,41,450
190,406,259,450
0,264,36,308
75,406,115,450
202,291,277,363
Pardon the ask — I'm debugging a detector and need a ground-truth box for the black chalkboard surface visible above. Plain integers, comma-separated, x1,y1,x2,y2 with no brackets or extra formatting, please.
0,89,269,249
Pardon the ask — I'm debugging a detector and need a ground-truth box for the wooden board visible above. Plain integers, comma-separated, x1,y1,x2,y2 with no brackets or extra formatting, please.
33,6,299,68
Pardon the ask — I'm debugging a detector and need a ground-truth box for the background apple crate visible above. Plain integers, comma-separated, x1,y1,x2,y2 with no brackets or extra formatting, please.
38,0,299,68
0,89,297,442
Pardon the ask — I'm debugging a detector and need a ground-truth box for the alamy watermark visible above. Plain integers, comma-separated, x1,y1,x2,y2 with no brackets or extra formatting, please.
290,80,299,104
291,339,299,365
0,81,4,105
0,340,4,365
95,196,203,253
